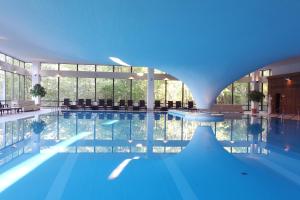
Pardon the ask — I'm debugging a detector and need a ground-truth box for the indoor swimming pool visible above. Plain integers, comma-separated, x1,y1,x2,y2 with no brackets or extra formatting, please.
0,111,299,199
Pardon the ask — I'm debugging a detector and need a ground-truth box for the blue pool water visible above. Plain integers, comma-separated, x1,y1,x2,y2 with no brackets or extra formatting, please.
0,111,300,199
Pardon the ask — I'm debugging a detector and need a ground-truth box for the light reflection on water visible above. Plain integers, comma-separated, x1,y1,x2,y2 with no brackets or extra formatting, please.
0,111,300,167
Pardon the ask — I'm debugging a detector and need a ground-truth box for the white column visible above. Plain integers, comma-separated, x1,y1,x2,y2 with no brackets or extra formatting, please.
250,70,260,112
147,67,154,110
32,62,41,104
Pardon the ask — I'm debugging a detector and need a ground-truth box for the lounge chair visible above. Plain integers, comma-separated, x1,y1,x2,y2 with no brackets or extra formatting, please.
119,99,126,110
77,99,85,109
188,101,197,111
168,101,174,109
106,99,113,110
98,99,105,109
176,101,182,109
85,99,92,109
154,100,161,110
139,100,147,110
154,113,161,120
127,100,133,110
62,98,70,109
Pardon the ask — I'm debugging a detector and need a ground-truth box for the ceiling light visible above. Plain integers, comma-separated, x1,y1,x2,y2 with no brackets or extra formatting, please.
137,72,144,77
164,78,169,81
128,76,134,80
109,57,130,67
285,78,291,81
56,74,60,78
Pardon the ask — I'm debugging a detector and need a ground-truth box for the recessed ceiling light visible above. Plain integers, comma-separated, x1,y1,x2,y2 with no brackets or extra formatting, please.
137,72,144,77
109,57,130,67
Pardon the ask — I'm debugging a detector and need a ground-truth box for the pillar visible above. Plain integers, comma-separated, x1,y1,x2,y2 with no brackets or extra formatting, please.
32,62,41,104
147,67,154,110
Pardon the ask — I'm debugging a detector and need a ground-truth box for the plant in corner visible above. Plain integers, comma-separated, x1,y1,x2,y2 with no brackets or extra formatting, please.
30,84,46,104
248,90,265,114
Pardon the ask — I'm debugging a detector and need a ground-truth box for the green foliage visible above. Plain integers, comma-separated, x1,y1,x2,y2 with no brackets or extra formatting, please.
248,90,265,102
30,84,46,97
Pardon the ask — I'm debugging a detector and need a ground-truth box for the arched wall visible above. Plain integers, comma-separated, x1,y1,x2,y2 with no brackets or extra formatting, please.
1,0,300,108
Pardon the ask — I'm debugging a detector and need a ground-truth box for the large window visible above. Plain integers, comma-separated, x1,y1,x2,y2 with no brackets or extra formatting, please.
217,84,233,104
96,78,113,99
167,81,182,102
78,65,95,71
13,74,20,100
41,77,58,106
5,72,13,103
233,82,249,110
41,63,58,70
132,80,147,102
60,64,77,71
0,71,4,100
59,77,77,102
114,79,130,102
78,78,95,100
154,80,165,104
25,76,32,100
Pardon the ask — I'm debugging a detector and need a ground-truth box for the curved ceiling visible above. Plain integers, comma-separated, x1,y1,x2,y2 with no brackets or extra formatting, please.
1,0,300,108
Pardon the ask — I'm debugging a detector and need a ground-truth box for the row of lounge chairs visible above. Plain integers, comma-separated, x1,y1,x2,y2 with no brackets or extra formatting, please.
62,99,196,111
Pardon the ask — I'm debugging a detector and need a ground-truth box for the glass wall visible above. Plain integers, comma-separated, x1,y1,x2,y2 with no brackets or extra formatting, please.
78,78,95,100
59,77,77,102
216,69,271,111
0,52,32,104
40,64,194,107
114,79,131,102
96,78,113,99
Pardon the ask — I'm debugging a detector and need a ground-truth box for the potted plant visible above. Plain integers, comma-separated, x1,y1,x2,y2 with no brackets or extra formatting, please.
248,90,265,114
30,120,46,135
30,84,46,104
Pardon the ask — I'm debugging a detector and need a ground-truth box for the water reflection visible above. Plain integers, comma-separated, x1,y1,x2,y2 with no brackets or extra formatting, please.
0,112,300,167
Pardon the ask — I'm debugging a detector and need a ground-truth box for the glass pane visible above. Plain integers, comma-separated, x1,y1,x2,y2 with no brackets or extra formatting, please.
41,76,58,105
96,65,113,72
20,61,25,68
78,65,95,71
0,71,5,100
60,64,77,71
6,56,13,65
20,75,25,100
114,79,131,102
78,78,95,99
233,82,248,105
13,74,20,100
167,81,182,102
183,84,193,106
132,67,148,73
59,77,77,102
132,80,147,102
96,78,113,99
114,66,131,73
25,63,32,72
154,80,165,104
0,53,5,62
217,84,232,104
13,59,20,67
41,63,58,70
5,72,13,102
25,76,32,100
